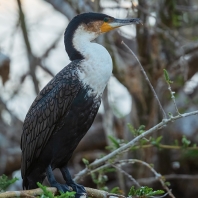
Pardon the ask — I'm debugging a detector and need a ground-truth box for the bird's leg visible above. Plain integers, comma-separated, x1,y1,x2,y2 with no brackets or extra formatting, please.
46,165,71,193
60,166,87,198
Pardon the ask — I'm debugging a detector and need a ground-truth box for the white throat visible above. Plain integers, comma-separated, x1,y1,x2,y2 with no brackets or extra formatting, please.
73,25,113,97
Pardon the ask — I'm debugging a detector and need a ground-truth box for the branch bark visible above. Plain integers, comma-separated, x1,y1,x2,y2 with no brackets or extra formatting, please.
0,187,125,198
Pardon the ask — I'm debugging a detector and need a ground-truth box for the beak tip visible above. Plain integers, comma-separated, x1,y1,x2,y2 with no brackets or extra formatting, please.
130,18,143,25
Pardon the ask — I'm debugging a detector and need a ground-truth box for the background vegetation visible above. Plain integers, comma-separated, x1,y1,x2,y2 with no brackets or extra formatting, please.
1,0,198,197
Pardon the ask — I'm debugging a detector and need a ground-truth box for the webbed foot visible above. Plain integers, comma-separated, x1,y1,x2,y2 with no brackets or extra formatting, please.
46,165,72,193
60,167,87,198
46,165,87,198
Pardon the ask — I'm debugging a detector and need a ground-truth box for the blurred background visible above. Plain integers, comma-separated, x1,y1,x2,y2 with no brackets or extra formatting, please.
1,0,198,197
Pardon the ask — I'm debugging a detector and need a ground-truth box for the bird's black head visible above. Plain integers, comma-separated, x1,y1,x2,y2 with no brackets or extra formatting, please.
64,12,142,61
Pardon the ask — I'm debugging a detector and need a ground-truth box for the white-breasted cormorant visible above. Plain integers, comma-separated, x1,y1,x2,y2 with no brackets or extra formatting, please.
21,12,141,198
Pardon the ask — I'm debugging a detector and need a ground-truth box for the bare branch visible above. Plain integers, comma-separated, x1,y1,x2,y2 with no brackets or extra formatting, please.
17,0,39,94
44,0,76,20
74,110,198,181
121,41,167,119
112,164,140,188
138,174,198,185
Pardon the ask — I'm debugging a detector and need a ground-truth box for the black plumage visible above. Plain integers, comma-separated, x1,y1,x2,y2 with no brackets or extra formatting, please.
21,12,141,197
21,60,101,189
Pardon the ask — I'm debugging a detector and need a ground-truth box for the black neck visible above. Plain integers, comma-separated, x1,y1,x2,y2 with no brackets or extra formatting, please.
64,28,84,61
64,13,110,61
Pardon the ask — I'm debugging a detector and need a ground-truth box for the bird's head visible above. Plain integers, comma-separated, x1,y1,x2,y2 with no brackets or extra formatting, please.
64,12,141,60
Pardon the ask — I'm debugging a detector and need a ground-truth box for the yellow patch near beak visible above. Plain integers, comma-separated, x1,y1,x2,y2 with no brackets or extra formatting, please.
100,22,117,33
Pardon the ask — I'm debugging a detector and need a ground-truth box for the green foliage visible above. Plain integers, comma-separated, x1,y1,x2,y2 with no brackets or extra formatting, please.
128,186,164,198
168,112,173,118
90,165,116,191
106,135,125,151
37,182,54,198
37,182,76,198
182,135,191,148
110,186,122,194
82,158,90,166
163,69,173,84
91,171,108,191
165,181,171,187
128,123,145,136
151,136,163,148
108,135,120,148
0,174,18,192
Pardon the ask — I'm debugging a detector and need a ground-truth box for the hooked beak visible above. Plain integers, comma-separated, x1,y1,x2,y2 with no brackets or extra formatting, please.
100,18,142,33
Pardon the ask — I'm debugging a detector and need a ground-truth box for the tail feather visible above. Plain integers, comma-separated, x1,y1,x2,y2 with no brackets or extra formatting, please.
22,177,29,190
22,174,46,190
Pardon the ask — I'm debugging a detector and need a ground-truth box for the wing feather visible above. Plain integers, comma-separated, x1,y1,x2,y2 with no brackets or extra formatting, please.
21,61,81,178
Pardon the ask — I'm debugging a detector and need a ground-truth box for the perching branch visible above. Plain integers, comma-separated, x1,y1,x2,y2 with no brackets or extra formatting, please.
0,187,126,198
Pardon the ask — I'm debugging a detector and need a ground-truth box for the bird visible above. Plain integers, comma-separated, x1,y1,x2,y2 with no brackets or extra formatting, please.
21,12,141,198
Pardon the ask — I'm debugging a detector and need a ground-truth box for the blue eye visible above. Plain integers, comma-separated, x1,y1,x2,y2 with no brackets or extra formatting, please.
103,17,109,22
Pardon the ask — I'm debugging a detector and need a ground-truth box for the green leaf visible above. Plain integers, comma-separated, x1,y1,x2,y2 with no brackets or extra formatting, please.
182,135,191,148
0,175,18,192
59,191,76,198
163,69,173,84
82,158,89,166
151,136,163,147
163,69,169,81
108,135,120,149
165,181,171,186
37,182,76,198
128,186,136,196
37,182,54,198
110,187,121,194
128,186,164,197
137,125,145,134
127,123,137,136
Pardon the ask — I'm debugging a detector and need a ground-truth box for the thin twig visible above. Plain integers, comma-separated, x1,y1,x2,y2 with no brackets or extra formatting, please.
82,159,174,198
138,174,198,185
17,0,39,94
112,164,140,187
167,83,181,115
121,41,167,119
118,159,175,198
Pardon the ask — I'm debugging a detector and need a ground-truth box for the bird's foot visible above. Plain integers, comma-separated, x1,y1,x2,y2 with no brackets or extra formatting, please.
52,182,87,198
51,181,72,193
69,182,87,198
60,167,87,198
46,165,72,193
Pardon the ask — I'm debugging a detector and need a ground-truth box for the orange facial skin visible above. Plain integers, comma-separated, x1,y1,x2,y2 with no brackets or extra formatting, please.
100,22,117,33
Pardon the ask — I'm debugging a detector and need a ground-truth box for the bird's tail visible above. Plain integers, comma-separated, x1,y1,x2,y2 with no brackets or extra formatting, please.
22,177,29,190
22,174,45,190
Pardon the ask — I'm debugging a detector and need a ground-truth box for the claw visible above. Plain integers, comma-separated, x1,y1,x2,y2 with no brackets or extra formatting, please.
46,165,87,198
60,167,87,198
70,183,87,198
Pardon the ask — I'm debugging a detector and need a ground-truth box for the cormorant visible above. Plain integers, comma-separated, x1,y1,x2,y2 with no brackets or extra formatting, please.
21,12,141,197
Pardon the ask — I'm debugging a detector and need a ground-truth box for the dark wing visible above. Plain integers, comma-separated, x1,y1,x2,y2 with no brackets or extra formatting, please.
21,61,81,178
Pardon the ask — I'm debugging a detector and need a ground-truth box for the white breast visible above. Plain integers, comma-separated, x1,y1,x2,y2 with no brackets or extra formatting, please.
73,25,113,96
78,43,112,96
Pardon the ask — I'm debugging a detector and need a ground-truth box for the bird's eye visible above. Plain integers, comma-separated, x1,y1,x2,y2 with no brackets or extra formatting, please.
103,17,109,22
